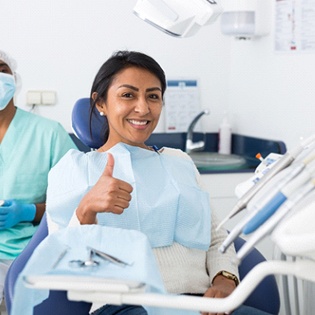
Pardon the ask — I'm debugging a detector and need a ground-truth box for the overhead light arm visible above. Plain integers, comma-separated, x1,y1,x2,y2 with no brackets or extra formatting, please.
133,0,223,38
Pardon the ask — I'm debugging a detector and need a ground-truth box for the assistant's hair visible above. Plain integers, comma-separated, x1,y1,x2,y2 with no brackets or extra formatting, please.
89,50,166,143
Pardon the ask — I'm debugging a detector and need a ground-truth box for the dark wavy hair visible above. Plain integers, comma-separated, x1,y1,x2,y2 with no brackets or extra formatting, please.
89,50,166,143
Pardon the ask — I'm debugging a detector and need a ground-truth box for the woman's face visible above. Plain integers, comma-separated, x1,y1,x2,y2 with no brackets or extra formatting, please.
96,66,163,149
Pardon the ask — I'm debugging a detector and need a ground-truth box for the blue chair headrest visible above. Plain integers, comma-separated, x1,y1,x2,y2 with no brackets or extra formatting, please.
71,98,107,149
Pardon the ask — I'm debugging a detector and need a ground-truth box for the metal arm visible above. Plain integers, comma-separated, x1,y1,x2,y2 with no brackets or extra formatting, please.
26,259,315,314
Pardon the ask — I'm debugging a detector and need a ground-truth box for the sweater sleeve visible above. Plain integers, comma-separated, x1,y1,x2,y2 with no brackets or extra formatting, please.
207,211,239,283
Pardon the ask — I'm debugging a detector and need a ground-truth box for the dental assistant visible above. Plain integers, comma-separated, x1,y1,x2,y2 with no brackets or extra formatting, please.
0,50,77,303
46,51,273,315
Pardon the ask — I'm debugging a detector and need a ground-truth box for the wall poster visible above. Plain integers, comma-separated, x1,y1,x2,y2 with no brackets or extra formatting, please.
164,79,201,133
275,0,315,52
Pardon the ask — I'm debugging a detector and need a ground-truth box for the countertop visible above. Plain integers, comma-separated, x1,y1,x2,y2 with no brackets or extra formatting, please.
146,132,286,174
70,132,287,174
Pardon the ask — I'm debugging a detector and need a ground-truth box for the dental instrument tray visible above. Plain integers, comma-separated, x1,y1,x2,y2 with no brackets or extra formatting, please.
24,275,146,293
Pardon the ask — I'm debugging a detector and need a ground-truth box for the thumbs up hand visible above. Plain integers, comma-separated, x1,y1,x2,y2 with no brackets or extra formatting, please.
76,153,133,224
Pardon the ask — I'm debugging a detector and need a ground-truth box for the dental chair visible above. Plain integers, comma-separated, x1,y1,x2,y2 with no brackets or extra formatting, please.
4,98,280,315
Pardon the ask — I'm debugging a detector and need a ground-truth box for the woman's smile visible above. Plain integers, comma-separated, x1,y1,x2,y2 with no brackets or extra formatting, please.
127,119,150,129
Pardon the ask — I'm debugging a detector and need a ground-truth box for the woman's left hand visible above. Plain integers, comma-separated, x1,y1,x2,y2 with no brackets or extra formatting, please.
201,275,236,315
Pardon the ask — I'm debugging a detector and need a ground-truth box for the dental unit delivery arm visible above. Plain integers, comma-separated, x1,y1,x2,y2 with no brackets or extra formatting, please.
234,179,315,264
243,159,315,235
219,162,303,253
217,134,315,230
219,148,315,253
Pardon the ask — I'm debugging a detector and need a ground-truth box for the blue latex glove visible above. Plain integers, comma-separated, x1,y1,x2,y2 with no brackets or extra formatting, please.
0,199,36,229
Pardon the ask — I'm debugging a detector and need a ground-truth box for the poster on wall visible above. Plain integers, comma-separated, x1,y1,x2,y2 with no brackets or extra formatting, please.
164,79,201,133
275,0,315,52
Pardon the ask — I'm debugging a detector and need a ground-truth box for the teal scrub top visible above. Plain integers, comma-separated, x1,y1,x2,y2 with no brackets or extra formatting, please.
0,108,77,259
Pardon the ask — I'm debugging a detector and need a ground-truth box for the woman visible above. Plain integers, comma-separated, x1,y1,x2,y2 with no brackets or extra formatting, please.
46,51,274,315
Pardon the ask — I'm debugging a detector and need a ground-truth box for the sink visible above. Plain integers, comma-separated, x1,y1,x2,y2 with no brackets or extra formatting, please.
188,152,247,171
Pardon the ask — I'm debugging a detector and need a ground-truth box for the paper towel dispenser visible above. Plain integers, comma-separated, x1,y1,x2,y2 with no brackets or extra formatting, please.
220,0,272,40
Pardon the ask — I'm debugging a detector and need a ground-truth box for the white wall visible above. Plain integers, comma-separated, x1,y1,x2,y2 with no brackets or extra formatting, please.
2,0,231,134
3,1,315,150
227,3,315,151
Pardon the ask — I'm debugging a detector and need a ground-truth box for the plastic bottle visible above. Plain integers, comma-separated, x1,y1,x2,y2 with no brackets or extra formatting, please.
218,114,232,154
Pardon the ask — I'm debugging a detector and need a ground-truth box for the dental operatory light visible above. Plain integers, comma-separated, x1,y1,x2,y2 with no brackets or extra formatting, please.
133,0,223,38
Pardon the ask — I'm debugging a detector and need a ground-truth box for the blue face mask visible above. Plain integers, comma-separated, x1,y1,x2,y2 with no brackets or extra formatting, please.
0,72,16,111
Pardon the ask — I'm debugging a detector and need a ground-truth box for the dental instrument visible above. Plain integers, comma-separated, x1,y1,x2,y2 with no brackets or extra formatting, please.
69,247,100,268
246,150,315,214
243,159,315,234
52,247,69,269
254,152,283,176
219,151,315,253
88,246,131,267
69,259,100,268
234,153,283,199
219,210,258,254
234,179,315,265
217,134,315,230
69,247,130,268
219,166,299,253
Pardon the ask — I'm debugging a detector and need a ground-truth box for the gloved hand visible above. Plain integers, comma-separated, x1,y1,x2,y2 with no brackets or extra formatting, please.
0,199,36,229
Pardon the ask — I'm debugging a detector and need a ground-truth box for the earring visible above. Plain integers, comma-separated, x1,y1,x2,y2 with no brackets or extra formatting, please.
100,112,104,116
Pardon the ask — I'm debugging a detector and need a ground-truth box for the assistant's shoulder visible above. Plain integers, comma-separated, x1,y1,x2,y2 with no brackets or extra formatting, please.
17,108,77,152
16,107,67,132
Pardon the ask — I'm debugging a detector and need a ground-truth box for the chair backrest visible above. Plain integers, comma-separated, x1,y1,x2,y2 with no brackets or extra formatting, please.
234,237,280,315
71,97,107,149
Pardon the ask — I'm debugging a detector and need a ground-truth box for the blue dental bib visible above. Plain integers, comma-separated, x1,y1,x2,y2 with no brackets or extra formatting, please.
47,143,211,250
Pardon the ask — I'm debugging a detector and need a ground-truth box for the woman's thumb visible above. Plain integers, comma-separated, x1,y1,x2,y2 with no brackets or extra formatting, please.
103,152,115,177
